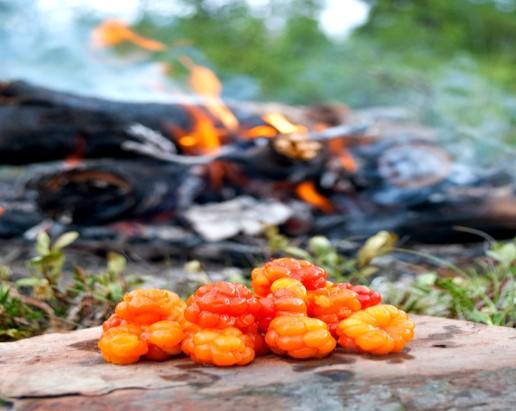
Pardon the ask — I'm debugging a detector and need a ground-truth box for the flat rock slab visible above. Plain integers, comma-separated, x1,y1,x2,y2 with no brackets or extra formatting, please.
1,315,515,411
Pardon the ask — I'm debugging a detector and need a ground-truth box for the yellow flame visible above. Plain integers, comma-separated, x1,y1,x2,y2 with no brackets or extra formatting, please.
263,113,307,134
180,57,239,131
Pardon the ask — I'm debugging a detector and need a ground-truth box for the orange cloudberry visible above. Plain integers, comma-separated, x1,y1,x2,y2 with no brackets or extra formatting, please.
307,285,361,336
98,324,148,365
141,320,184,361
102,313,127,332
337,304,415,355
251,258,327,297
115,289,185,325
182,327,255,366
265,316,336,359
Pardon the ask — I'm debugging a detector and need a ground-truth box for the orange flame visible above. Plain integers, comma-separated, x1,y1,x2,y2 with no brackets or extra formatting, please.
92,20,166,51
176,107,222,155
263,113,307,134
296,181,333,213
0,207,4,218
242,125,279,139
180,57,239,131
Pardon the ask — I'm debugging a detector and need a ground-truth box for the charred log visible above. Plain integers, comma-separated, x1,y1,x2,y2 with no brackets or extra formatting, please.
29,160,194,224
0,81,264,165
316,197,516,243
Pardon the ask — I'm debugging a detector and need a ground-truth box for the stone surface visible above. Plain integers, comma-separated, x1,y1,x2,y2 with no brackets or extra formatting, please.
0,315,515,410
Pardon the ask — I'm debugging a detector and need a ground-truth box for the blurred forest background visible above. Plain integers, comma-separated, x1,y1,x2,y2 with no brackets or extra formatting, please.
1,0,515,155
132,0,516,149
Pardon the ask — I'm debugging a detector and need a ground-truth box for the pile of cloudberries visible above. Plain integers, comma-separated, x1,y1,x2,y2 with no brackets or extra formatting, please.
99,258,415,366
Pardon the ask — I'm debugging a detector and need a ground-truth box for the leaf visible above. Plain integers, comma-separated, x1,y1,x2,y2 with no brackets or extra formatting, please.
39,252,64,269
35,231,50,255
358,231,397,268
416,272,438,287
15,278,45,288
107,283,124,302
487,242,516,267
308,236,332,255
52,231,79,251
107,252,126,275
284,246,311,259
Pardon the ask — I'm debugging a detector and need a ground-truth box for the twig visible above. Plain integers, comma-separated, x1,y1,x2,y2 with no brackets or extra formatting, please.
122,122,371,165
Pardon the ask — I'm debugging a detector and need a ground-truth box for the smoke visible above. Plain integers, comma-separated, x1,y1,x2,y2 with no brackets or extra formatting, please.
0,0,184,102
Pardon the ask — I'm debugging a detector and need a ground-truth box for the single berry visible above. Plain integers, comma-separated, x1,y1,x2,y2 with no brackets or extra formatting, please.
307,285,361,336
141,320,185,361
251,258,327,297
182,327,255,366
265,316,336,359
98,324,148,365
115,288,185,325
337,304,415,355
184,282,260,330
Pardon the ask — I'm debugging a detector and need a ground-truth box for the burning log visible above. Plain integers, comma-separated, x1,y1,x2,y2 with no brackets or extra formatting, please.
0,81,267,165
1,82,515,245
0,81,374,166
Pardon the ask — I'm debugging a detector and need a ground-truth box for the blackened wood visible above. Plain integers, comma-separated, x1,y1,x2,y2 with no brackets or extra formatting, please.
30,160,194,224
0,81,263,165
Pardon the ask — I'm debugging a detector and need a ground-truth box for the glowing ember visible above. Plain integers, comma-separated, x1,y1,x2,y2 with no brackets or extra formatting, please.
327,139,357,173
296,181,333,213
0,207,4,217
180,57,239,131
339,150,357,173
92,20,166,51
65,135,87,167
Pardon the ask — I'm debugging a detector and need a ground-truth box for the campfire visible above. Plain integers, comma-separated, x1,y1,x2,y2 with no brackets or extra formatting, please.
0,21,515,257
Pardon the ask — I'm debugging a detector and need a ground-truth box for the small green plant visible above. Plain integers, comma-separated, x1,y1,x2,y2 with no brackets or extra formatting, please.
265,226,397,284
381,240,515,327
0,231,142,341
0,282,45,340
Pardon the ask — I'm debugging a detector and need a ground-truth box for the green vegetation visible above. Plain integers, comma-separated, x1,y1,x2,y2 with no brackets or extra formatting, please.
265,226,397,283
1,230,514,341
0,232,141,341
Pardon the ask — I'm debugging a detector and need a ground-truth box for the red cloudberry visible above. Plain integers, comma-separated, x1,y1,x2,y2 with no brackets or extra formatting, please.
184,282,260,330
340,283,382,309
255,278,307,332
